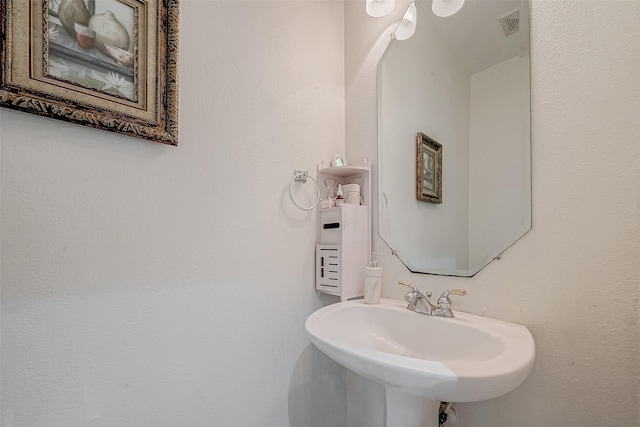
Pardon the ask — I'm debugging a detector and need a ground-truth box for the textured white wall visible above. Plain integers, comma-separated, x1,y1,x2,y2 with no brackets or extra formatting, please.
346,0,639,426
1,1,347,426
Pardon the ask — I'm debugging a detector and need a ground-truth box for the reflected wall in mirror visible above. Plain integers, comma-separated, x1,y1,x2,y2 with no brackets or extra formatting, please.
378,0,531,276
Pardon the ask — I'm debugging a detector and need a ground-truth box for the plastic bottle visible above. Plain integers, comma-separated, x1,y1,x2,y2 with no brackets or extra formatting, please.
364,252,383,304
335,184,344,206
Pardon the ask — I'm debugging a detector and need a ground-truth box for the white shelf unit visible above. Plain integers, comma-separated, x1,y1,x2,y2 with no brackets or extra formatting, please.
315,160,372,301
317,159,372,253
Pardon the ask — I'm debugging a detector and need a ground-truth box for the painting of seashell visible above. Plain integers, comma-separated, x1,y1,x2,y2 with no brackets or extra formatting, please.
88,11,131,56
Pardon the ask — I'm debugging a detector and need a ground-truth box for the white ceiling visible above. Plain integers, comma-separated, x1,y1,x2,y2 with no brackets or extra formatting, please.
420,0,530,74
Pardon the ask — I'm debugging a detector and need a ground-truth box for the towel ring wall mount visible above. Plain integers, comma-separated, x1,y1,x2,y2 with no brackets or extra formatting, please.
289,169,320,211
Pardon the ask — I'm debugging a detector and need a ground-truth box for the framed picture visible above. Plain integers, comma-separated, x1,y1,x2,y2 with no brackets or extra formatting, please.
416,132,442,204
0,0,179,145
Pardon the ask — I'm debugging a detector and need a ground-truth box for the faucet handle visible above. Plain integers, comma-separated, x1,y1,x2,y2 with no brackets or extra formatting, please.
435,289,467,318
398,281,432,302
437,289,467,304
398,281,419,303
397,281,417,292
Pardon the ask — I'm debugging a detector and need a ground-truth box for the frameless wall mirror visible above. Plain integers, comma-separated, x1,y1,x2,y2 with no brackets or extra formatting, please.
378,0,531,276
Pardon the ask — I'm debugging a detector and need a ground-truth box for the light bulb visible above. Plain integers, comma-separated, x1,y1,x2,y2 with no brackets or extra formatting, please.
366,0,396,17
432,0,464,18
393,2,417,41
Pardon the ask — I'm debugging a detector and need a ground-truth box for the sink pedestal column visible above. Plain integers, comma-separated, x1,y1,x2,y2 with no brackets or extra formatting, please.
385,387,440,427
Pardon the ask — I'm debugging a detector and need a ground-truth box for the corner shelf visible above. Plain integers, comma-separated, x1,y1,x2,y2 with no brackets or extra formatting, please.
315,160,372,301
318,159,371,216
317,159,371,257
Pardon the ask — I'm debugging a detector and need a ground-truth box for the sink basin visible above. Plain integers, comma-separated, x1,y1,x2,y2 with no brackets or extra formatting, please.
305,298,535,403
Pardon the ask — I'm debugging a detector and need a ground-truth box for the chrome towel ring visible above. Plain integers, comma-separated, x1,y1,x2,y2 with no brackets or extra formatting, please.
289,169,320,211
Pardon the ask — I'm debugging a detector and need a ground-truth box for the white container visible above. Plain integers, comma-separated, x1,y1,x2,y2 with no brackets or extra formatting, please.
364,252,383,304
364,266,382,304
342,184,361,205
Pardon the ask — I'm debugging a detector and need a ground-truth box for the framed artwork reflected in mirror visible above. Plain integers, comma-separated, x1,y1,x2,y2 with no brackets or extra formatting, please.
416,132,442,204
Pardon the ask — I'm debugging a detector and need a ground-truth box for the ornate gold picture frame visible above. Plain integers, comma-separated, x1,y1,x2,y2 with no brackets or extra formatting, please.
0,0,179,145
416,132,442,204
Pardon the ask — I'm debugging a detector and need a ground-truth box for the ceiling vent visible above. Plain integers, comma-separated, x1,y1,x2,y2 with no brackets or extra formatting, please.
499,10,520,36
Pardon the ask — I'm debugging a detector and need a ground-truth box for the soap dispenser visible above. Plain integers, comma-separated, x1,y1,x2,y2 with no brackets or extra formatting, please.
364,252,383,304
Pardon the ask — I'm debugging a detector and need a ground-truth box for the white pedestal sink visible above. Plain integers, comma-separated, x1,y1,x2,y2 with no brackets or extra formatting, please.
305,299,535,426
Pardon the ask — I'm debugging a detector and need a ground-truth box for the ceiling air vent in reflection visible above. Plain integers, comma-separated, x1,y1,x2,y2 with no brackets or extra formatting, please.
499,10,520,36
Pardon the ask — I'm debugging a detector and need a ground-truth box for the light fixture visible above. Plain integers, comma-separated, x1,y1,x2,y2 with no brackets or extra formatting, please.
432,0,465,18
392,2,417,40
366,0,396,17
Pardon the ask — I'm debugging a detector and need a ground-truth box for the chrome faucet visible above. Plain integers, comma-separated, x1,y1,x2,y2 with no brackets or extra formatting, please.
398,282,467,318
398,281,437,315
